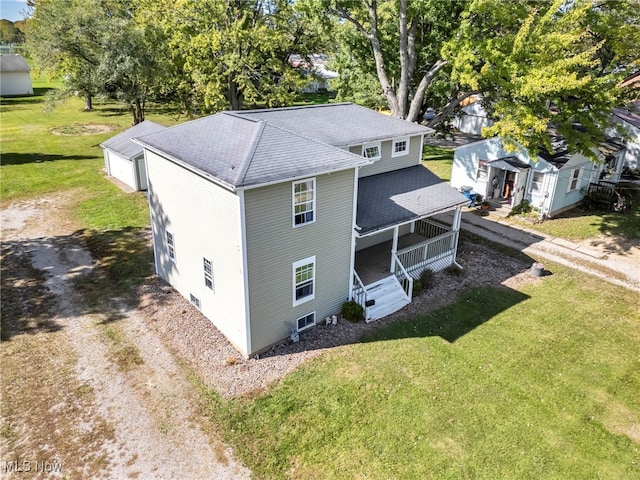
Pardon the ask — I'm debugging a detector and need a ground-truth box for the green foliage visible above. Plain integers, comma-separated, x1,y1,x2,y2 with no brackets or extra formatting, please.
411,279,423,297
446,0,640,159
419,268,436,289
341,301,364,323
0,19,25,43
509,199,533,216
445,264,464,276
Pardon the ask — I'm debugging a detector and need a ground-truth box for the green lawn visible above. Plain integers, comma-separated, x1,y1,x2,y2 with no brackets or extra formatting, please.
204,266,640,479
1,77,182,294
422,144,454,181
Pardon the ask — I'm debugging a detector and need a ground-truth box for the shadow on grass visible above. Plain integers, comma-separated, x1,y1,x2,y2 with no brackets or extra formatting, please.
0,226,164,340
362,286,529,344
1,152,90,166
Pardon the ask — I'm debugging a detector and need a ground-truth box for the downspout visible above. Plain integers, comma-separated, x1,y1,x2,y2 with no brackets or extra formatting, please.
451,206,463,269
143,150,159,275
348,167,360,300
238,190,252,357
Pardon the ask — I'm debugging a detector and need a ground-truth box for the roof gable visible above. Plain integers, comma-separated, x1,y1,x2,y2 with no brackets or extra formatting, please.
101,120,166,160
134,111,370,189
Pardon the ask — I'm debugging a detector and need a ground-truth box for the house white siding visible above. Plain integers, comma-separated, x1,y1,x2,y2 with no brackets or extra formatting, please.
612,116,640,171
355,135,422,177
243,168,356,353
145,150,249,353
549,155,595,215
452,101,493,135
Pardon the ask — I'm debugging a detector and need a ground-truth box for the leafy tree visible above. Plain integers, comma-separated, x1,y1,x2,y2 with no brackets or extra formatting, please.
446,0,640,158
0,20,25,44
161,0,317,112
26,0,165,123
306,0,468,121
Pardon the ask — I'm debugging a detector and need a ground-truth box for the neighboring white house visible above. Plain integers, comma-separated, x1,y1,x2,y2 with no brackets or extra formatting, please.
451,97,494,135
451,135,625,217
289,54,338,93
610,103,640,171
0,54,33,96
100,120,166,191
134,103,468,357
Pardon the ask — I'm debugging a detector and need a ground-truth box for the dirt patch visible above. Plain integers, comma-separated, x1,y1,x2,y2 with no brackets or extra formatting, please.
1,196,250,479
51,124,117,136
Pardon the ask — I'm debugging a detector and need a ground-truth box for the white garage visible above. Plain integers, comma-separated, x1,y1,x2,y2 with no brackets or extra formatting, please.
100,120,166,191
0,54,33,96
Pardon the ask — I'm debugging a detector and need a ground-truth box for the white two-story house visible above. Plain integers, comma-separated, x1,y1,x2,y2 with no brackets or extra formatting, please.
134,103,468,357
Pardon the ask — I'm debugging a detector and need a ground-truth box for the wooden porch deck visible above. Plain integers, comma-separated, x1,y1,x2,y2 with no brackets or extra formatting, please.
355,233,427,285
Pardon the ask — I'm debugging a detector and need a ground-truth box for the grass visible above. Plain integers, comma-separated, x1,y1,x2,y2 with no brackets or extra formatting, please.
203,266,640,479
422,144,454,181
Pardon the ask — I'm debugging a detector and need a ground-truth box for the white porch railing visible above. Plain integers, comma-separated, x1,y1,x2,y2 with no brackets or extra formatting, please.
351,271,370,319
392,252,413,302
396,230,458,277
414,219,451,239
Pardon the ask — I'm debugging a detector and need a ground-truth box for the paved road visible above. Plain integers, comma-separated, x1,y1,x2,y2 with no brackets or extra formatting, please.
437,208,640,293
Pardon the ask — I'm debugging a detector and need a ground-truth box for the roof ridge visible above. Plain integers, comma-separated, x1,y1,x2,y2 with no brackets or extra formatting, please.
237,120,267,186
236,102,353,115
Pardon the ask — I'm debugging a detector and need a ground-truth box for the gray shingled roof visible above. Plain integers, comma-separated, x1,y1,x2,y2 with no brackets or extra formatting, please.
356,165,468,235
613,103,640,129
0,54,30,72
134,112,370,189
101,120,166,160
236,103,432,147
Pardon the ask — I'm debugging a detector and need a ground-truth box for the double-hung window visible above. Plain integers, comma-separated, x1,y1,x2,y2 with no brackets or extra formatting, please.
293,256,315,306
567,167,583,192
293,178,315,227
531,172,544,193
166,231,175,261
362,142,381,160
203,257,214,291
392,137,409,157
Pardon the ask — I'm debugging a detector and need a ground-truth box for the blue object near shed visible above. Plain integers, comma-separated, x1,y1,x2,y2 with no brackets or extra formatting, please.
460,189,477,207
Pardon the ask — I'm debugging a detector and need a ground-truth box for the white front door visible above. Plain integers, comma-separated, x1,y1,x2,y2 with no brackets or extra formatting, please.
513,169,530,206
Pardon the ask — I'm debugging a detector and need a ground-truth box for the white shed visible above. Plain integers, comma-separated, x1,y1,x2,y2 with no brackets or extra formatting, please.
0,54,33,96
100,120,166,191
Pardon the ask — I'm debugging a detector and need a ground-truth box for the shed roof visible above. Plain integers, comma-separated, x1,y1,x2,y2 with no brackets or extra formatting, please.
356,165,468,235
101,120,166,160
134,111,370,189
0,54,30,72
235,103,432,147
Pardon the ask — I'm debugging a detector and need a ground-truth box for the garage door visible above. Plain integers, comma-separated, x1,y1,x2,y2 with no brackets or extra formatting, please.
107,151,136,189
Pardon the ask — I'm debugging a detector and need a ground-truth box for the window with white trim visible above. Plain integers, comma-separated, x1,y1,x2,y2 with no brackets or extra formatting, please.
362,142,381,160
567,167,583,192
392,137,409,157
293,256,315,306
203,257,214,291
476,163,488,181
189,293,201,310
293,178,315,227
166,231,175,261
296,312,316,332
531,172,544,192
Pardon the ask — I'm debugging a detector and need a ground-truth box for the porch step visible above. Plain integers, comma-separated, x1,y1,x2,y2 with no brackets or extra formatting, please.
365,275,410,322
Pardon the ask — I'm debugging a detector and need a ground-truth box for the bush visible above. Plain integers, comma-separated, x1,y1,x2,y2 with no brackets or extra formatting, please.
419,268,435,289
445,265,464,276
341,301,364,322
412,279,423,296
509,199,533,216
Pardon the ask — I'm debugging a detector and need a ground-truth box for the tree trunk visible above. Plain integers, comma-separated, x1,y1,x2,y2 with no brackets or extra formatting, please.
424,90,481,128
229,78,243,111
131,98,144,125
406,60,448,122
83,92,93,111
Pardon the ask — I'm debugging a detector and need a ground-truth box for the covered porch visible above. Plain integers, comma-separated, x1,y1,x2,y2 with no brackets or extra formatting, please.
350,165,468,321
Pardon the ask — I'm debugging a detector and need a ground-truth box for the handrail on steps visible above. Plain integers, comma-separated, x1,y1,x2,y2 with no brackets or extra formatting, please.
352,271,370,320
392,252,413,303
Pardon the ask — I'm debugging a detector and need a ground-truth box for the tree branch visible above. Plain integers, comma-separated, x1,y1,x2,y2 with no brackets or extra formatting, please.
425,89,482,128
406,59,448,122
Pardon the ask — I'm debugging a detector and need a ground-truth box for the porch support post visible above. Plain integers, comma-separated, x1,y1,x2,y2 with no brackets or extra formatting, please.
451,206,462,267
390,225,399,272
410,221,415,233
